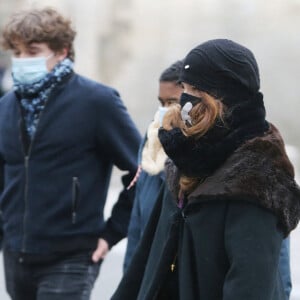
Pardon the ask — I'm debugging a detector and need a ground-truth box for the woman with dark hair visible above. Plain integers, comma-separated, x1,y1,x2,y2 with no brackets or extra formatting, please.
112,39,300,300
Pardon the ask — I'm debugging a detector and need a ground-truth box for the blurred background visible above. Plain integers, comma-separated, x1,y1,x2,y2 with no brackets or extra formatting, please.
0,0,300,299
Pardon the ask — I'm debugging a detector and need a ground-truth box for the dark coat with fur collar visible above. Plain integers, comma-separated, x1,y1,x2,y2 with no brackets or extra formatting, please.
111,124,300,300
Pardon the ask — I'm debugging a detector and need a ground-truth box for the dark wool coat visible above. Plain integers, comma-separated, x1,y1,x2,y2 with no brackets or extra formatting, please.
111,124,300,300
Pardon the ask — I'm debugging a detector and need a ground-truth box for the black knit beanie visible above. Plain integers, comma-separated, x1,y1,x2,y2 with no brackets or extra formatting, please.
179,39,260,106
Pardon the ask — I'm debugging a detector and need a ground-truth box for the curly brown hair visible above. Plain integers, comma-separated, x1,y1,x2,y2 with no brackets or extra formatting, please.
1,7,76,61
162,92,225,195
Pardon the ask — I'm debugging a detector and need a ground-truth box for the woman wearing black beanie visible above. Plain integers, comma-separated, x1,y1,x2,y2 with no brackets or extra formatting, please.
111,39,300,300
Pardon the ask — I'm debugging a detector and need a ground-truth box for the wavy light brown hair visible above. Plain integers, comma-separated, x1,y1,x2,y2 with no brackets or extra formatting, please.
162,92,225,194
1,8,76,61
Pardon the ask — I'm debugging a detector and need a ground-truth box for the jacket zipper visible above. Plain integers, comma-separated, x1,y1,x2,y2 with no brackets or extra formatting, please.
72,177,80,224
21,156,29,251
19,94,53,252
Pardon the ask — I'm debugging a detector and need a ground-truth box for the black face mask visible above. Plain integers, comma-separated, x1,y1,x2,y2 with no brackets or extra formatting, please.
180,93,202,107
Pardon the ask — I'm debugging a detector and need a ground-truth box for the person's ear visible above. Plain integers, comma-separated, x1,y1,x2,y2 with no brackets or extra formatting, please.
56,48,68,61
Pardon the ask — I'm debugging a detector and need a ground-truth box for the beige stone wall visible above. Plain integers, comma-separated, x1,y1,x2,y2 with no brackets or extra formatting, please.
18,0,134,83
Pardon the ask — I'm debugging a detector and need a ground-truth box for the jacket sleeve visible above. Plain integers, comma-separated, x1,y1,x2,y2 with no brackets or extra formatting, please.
0,155,4,251
96,88,141,248
123,137,147,271
123,177,142,272
0,210,3,251
223,201,284,300
278,237,292,299
111,185,164,300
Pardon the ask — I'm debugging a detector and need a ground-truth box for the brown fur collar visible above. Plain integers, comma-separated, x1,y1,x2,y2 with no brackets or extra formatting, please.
167,123,300,236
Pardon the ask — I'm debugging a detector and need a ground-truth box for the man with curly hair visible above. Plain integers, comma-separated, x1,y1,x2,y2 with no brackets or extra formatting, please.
0,7,141,300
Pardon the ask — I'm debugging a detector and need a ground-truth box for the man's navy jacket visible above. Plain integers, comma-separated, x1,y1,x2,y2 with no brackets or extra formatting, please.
0,73,141,254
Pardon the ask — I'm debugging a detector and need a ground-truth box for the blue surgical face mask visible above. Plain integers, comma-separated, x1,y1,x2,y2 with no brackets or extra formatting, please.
12,54,52,85
158,106,169,126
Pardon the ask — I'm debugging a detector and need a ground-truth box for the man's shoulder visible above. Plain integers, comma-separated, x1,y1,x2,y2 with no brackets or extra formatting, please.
71,73,119,98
